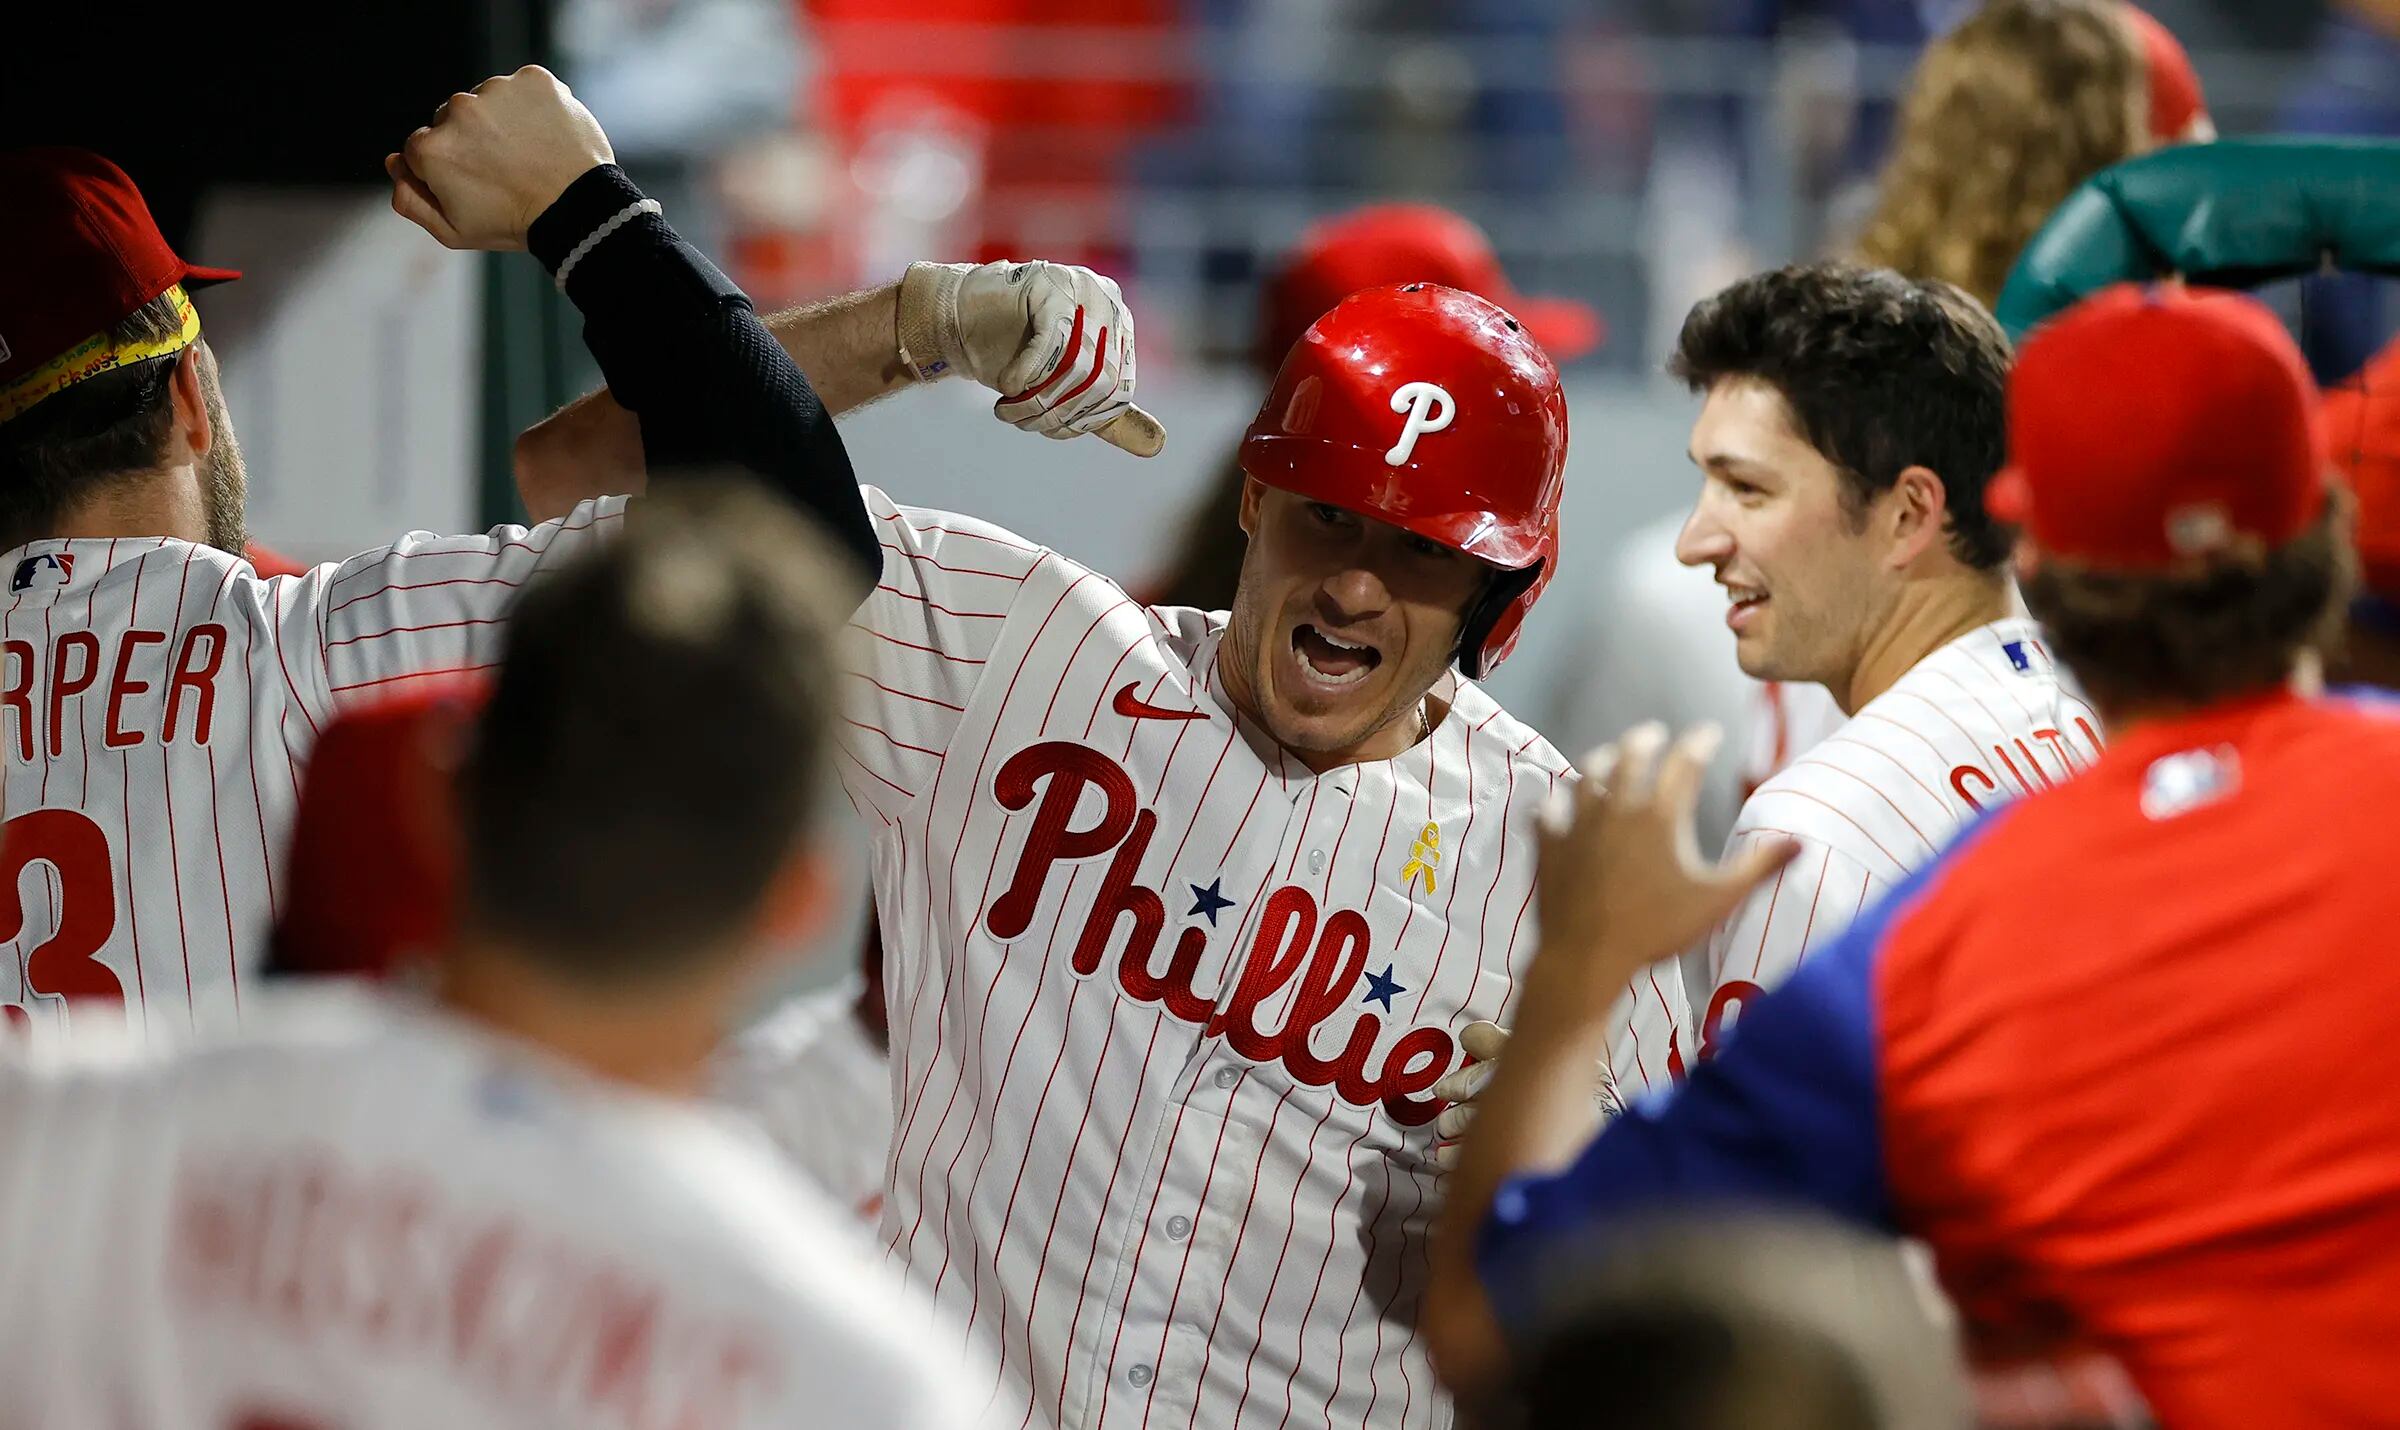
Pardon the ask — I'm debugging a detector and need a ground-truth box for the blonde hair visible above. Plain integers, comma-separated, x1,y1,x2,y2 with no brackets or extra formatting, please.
1853,0,2149,308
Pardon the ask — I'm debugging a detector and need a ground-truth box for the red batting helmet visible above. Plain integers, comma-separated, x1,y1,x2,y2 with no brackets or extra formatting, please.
1239,282,1567,676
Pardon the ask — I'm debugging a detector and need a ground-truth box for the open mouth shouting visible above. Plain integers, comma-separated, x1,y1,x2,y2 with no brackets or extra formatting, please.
1289,622,1384,694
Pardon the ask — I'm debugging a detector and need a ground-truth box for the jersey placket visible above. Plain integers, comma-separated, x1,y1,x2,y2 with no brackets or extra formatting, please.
1112,759,1362,1423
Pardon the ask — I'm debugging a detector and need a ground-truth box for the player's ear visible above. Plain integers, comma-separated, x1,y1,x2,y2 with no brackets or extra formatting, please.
753,841,838,949
1238,476,1264,537
167,344,213,462
1884,464,1949,568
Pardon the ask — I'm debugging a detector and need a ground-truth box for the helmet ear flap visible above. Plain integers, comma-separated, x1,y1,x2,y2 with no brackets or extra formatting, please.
1456,561,1542,679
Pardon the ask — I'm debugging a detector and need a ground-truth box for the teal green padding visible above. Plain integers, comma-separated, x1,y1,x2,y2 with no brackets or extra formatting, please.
1994,138,2400,342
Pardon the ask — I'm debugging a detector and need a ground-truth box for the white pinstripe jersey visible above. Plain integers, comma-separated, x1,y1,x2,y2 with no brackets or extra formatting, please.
1686,618,2104,1065
719,983,894,1222
0,498,628,1040
840,486,1685,1430
0,984,998,1430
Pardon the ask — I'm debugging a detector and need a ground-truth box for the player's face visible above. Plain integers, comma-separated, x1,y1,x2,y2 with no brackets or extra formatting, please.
1224,484,1484,766
1676,378,1886,687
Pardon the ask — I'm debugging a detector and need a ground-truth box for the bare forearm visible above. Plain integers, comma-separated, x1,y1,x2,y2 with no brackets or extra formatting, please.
514,280,914,522
1426,954,1624,1397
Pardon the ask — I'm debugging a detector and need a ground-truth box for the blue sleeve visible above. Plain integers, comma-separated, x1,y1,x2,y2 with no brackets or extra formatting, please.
1475,816,2002,1331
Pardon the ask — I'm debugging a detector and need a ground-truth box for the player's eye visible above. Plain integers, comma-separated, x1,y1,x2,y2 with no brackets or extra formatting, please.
1306,502,1350,528
1403,532,1453,560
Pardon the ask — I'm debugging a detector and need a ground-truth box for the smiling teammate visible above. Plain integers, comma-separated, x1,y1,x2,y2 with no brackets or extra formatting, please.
1665,262,2101,1057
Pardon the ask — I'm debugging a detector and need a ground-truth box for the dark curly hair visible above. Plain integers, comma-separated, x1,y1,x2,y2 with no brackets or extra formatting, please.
1670,263,2015,571
2022,503,2353,712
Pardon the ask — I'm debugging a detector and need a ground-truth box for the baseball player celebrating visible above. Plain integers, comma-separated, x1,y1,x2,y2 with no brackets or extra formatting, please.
1664,262,2102,1057
822,282,1675,1429
0,483,1001,1430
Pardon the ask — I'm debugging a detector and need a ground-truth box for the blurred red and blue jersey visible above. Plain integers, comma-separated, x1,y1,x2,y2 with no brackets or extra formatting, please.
1482,690,2400,1427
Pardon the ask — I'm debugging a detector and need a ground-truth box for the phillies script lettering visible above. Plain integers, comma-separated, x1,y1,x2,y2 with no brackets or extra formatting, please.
985,741,1456,1126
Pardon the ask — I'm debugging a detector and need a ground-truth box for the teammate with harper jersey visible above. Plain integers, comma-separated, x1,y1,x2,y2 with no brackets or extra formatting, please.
1662,263,2102,1058
0,81,861,1040
527,279,1676,1426
0,478,1002,1430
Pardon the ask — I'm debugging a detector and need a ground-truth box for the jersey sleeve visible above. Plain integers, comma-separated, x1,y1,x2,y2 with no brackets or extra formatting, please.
1606,958,1691,1102
1701,833,1887,1009
272,496,632,723
838,486,1052,820
717,987,893,1220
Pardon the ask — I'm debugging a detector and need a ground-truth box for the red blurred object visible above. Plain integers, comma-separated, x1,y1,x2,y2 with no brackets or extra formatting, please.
269,681,483,979
2324,334,2400,602
1990,285,2326,567
1239,283,1567,674
244,543,310,579
0,147,239,388
2121,5,2210,144
1259,204,1604,372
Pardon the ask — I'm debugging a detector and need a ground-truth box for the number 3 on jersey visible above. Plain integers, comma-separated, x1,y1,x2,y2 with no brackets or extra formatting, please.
1666,978,1766,1078
0,808,121,1030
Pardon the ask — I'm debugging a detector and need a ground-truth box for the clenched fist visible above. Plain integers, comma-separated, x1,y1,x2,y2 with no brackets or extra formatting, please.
386,66,614,251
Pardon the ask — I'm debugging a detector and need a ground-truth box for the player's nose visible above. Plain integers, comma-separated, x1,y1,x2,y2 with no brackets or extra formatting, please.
1674,501,1733,569
1317,564,1392,624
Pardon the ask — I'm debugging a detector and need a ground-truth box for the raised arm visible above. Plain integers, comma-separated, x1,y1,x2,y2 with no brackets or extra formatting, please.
513,259,1167,523
388,65,877,587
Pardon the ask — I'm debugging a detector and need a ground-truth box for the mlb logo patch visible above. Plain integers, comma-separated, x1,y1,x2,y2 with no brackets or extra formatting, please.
2001,640,2033,674
2141,745,2239,821
9,553,73,594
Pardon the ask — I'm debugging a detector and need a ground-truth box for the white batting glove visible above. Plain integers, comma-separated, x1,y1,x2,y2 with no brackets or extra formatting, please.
895,259,1164,456
1429,1021,1624,1172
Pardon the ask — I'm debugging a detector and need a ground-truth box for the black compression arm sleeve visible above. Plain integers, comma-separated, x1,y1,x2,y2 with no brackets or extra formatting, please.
526,166,878,593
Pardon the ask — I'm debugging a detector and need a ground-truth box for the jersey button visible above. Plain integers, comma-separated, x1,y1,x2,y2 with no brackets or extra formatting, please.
1213,1067,1239,1090
1166,1214,1192,1240
1307,849,1326,875
1128,1365,1155,1388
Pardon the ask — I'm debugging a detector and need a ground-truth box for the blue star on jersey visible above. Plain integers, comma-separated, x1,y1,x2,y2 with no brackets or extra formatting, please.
1360,964,1406,1011
1188,878,1236,927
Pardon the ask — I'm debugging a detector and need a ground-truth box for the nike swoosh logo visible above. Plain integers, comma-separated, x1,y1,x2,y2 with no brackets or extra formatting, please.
1113,682,1209,722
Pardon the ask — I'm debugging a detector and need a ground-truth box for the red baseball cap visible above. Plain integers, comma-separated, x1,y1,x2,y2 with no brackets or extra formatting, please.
2121,5,2210,145
0,147,240,393
2324,334,2400,601
270,680,481,980
1990,284,2328,568
1257,203,1604,371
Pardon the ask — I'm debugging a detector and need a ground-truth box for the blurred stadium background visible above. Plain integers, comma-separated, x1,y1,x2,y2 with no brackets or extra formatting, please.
7,0,2393,734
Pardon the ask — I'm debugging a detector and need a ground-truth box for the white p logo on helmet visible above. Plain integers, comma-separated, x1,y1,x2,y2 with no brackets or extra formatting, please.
1384,381,1455,466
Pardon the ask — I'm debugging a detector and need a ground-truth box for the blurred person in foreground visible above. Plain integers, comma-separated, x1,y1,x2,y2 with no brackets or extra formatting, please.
267,678,899,1219
1853,0,2210,311
1511,1215,1970,1430
1440,285,2400,1428
0,482,1000,1429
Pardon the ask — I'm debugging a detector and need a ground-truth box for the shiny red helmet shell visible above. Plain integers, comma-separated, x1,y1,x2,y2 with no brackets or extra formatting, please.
1239,282,1568,675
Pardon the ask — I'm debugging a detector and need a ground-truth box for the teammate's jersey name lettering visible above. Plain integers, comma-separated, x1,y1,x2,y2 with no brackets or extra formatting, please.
171,1149,777,1430
1,624,228,761
987,740,1454,1126
1947,723,2097,811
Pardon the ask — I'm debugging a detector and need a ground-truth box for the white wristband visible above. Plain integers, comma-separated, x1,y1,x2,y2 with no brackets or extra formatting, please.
553,198,662,293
